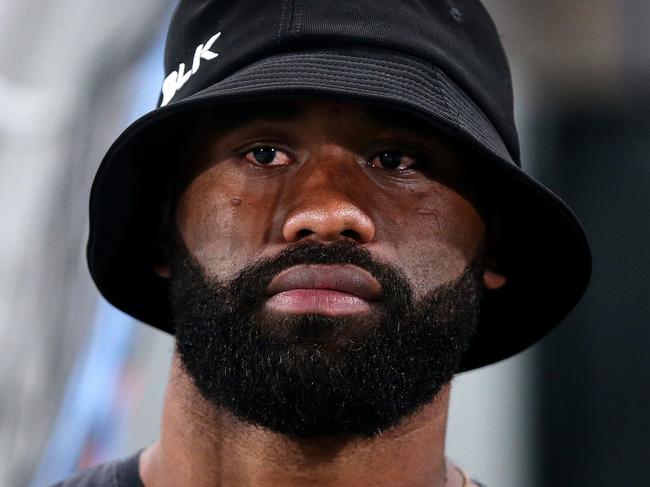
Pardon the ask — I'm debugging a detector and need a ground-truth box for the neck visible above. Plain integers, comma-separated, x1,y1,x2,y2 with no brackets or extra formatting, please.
141,354,463,487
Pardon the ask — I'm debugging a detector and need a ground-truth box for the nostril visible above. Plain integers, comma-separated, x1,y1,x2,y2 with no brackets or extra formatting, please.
341,229,360,239
295,229,313,239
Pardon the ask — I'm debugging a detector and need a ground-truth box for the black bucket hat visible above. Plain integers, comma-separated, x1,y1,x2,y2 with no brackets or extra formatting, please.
87,0,592,371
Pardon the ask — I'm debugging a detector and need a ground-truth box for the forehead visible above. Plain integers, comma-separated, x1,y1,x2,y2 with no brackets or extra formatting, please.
188,97,456,143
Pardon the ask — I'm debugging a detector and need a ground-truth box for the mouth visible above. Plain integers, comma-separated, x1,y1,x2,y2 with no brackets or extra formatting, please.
264,264,382,316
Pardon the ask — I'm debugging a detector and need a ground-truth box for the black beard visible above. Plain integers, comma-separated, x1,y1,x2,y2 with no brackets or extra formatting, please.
169,233,483,439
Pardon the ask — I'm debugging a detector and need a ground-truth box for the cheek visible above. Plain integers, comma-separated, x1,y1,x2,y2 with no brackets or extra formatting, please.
175,166,271,277
378,185,485,295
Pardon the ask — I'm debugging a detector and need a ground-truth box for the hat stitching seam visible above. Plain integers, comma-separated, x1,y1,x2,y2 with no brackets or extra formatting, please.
433,69,458,131
288,0,298,35
212,61,470,129
228,56,449,99
220,58,439,88
296,0,304,34
276,0,289,44
182,51,460,114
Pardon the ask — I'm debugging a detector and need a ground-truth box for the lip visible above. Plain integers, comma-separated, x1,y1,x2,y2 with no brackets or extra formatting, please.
265,264,382,301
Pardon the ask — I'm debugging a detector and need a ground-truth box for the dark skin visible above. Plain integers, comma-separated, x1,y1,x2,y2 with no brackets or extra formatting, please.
143,98,506,487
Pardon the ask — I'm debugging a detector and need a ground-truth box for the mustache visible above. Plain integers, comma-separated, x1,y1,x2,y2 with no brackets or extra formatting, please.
169,227,416,308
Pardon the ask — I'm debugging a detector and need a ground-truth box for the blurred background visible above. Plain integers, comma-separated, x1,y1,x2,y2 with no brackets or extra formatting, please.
1,1,648,486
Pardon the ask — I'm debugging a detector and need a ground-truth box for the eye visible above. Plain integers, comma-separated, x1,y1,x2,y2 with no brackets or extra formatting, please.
244,146,292,166
369,150,418,171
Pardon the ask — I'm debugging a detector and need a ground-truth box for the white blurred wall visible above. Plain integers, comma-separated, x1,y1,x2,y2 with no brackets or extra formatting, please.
0,1,173,485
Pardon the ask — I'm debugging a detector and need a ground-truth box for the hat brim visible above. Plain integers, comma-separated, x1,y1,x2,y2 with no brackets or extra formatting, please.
87,49,592,371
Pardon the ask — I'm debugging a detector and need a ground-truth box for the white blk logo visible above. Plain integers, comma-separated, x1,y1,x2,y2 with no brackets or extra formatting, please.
160,31,222,107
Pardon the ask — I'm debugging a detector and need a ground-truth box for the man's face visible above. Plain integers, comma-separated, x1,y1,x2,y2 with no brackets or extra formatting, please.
162,98,493,438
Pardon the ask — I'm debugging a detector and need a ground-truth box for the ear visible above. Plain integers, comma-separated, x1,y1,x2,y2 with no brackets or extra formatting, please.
152,220,172,279
483,269,506,290
152,234,172,278
153,261,171,279
153,187,176,280
480,203,506,290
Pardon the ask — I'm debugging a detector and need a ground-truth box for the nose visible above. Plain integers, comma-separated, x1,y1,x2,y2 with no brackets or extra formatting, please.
281,150,376,244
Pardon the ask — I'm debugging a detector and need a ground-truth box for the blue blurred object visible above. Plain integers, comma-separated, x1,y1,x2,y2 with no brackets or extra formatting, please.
29,31,168,487
29,301,137,487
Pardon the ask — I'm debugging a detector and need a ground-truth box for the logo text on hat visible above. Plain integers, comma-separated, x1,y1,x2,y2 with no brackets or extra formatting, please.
160,32,222,107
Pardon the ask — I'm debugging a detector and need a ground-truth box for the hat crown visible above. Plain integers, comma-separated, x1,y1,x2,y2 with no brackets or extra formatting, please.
162,0,519,162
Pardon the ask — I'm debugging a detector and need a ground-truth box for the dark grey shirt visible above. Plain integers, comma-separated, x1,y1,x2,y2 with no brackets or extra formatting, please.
50,450,487,486
49,451,143,487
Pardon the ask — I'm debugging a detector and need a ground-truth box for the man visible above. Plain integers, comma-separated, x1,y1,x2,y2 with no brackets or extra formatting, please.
57,0,592,485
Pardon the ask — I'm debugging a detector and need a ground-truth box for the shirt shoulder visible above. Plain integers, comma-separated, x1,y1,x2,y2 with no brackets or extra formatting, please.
49,451,143,487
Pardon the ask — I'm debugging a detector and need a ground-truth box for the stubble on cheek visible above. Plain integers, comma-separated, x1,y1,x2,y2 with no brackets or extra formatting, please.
390,227,483,301
175,190,251,278
401,183,485,293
